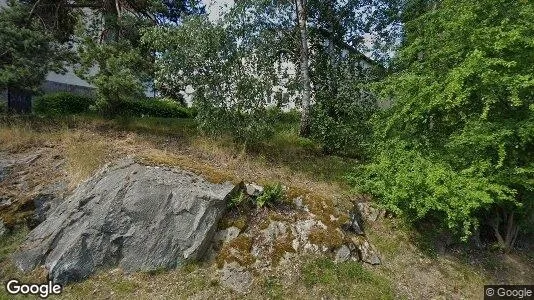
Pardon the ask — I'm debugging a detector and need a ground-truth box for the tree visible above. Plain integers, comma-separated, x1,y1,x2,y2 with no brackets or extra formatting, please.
222,0,395,143
24,0,204,29
143,16,280,142
0,1,70,94
304,0,396,154
74,9,154,113
72,0,203,113
295,0,312,136
357,0,534,250
76,39,150,113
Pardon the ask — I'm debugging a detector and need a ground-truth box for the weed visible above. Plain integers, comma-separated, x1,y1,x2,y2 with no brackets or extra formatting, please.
255,182,284,208
228,191,247,208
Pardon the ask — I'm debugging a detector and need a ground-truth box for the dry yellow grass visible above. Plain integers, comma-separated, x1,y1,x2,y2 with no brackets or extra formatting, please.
0,122,109,186
0,125,46,153
63,132,109,186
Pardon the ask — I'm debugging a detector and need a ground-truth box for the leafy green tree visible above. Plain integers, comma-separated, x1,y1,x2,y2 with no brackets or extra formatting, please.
75,11,154,113
76,39,150,113
304,0,396,154
71,0,204,114
143,16,283,142
311,57,381,156
24,0,204,30
0,1,71,93
357,0,534,250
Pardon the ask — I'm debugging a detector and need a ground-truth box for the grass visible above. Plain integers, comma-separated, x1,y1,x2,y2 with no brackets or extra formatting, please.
248,127,359,185
0,227,44,300
112,116,197,137
0,227,27,264
262,276,284,299
0,124,48,153
64,132,108,186
301,257,395,299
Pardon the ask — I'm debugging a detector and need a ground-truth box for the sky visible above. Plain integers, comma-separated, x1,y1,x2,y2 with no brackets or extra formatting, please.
201,0,235,22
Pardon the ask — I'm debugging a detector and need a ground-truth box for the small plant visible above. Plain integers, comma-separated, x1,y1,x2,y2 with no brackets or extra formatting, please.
228,191,247,208
255,183,284,208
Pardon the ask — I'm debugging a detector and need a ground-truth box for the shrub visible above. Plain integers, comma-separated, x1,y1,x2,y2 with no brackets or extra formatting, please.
0,101,6,114
352,140,516,239
118,99,192,118
356,0,534,250
311,67,378,157
266,107,300,124
33,92,95,115
255,183,284,208
196,106,276,144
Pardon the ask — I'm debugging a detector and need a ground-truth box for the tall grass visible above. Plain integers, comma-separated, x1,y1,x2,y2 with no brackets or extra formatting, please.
64,132,108,186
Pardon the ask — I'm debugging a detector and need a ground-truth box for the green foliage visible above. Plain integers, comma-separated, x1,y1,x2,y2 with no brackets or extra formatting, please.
0,1,71,91
76,40,150,115
357,0,534,245
117,98,192,118
267,108,301,125
352,140,515,238
255,183,284,208
0,101,6,114
311,65,380,156
33,92,95,115
227,183,284,209
75,9,156,115
143,16,283,143
228,191,247,208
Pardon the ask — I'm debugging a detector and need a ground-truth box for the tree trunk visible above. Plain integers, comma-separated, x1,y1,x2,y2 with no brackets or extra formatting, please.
295,0,312,137
327,0,336,96
491,208,519,252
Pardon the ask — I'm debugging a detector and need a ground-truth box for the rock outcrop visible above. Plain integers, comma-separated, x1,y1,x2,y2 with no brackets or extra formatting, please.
13,159,236,285
0,150,68,229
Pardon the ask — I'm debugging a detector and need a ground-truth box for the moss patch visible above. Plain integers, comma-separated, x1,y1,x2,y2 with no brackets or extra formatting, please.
218,214,248,231
216,235,255,268
308,226,345,250
271,231,297,266
138,150,238,184
286,186,350,231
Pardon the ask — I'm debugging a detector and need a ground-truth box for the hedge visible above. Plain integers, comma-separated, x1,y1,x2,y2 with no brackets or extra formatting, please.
33,92,95,115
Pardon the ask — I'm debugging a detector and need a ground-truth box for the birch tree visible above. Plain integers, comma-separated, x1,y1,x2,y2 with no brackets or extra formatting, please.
295,0,312,136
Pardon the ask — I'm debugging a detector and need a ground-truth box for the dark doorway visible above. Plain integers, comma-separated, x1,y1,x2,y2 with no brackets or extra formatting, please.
7,88,32,114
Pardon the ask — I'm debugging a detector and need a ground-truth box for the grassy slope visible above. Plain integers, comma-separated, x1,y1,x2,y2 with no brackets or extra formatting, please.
0,115,532,299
